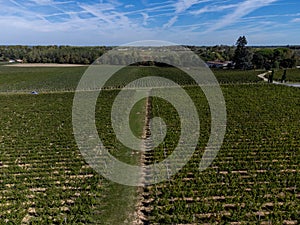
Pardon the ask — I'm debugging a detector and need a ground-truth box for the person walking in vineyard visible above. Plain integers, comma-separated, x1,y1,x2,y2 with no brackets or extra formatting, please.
281,69,287,83
268,70,274,83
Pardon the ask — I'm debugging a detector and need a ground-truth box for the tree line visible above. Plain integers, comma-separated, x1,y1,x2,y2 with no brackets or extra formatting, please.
233,36,297,70
0,39,298,69
0,45,110,64
188,36,298,70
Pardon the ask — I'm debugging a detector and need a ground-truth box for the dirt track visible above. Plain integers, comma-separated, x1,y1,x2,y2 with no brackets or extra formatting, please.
3,63,86,67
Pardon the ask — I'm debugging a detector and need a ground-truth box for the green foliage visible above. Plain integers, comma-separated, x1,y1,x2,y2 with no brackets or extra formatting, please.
233,36,253,70
273,68,300,82
280,58,296,68
0,65,263,94
0,90,142,224
252,48,296,69
252,51,265,69
0,65,87,92
0,44,298,70
0,45,110,64
0,93,105,224
144,84,300,224
212,69,262,83
187,45,236,62
0,65,299,224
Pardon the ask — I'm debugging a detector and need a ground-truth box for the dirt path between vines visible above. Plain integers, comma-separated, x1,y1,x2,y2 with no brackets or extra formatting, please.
258,71,300,88
3,63,86,67
257,71,270,82
132,95,151,225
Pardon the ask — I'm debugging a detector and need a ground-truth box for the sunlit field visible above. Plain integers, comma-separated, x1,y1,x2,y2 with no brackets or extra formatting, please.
0,65,299,224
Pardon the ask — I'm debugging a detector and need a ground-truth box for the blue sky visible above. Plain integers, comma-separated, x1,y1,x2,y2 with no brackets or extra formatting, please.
0,0,299,45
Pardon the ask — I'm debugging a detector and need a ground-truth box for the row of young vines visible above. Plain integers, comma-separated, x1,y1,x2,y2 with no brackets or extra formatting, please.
140,84,299,224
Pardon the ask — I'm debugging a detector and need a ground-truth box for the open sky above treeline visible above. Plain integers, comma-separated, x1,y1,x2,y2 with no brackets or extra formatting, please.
0,0,299,46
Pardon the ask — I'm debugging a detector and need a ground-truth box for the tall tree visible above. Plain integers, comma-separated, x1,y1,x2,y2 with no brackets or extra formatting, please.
233,36,253,70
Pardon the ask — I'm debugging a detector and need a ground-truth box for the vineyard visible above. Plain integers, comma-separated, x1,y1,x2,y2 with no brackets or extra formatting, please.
142,84,300,224
0,65,299,224
0,66,87,93
272,68,300,82
0,66,262,93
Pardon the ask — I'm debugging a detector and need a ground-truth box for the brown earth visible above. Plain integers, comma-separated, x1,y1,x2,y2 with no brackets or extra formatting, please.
3,63,86,67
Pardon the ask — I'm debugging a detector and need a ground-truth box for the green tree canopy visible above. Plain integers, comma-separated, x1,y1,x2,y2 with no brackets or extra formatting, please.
233,36,253,70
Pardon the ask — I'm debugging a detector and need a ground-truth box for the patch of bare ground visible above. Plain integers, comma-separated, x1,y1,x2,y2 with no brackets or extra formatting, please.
3,63,86,67
132,95,152,225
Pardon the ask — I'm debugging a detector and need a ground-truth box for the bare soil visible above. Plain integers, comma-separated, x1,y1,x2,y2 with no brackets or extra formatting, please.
3,63,86,67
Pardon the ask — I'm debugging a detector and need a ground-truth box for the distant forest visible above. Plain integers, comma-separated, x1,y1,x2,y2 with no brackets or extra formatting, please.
0,43,299,69
0,45,111,65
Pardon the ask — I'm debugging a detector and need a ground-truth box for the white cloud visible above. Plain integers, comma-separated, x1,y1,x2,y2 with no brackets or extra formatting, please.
205,0,279,33
30,0,53,5
191,4,237,15
8,0,25,8
174,0,210,13
124,4,135,9
148,1,174,7
0,0,298,46
175,0,198,13
291,18,300,23
77,2,129,27
163,16,178,28
141,13,149,26
162,0,211,28
123,4,174,16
